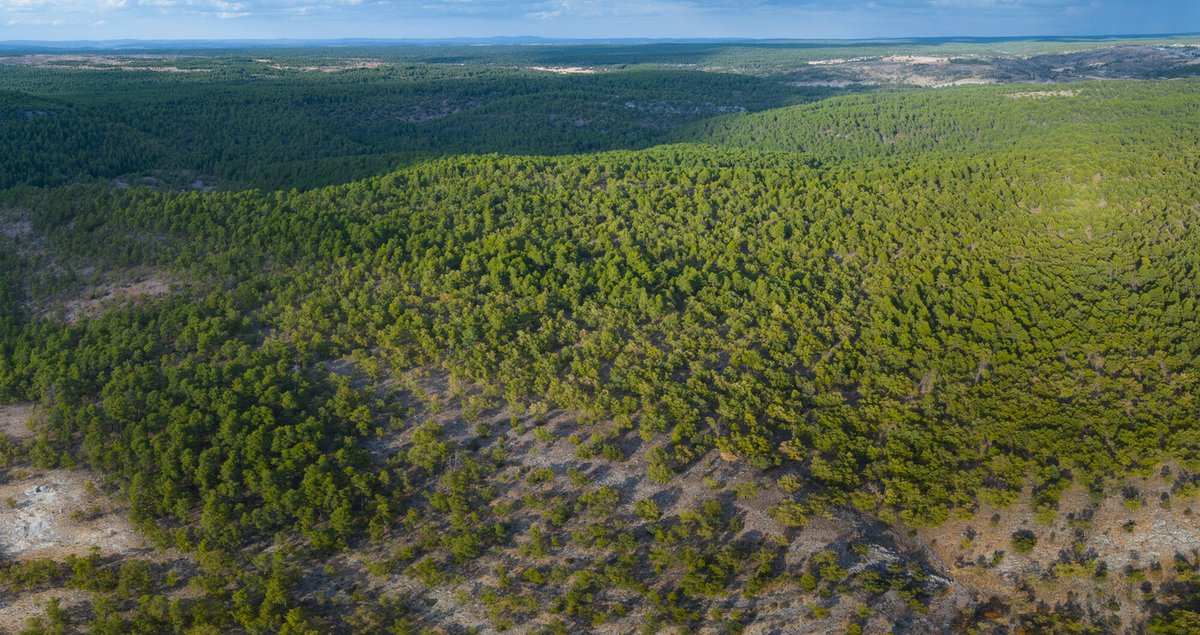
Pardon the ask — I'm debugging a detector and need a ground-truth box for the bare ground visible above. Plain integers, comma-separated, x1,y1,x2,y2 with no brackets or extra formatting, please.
0,588,92,635
309,365,949,634
780,44,1200,88
338,365,1200,633
0,404,36,440
1,359,1192,633
0,469,147,562
906,470,1200,631
526,66,599,74
1006,89,1081,98
61,274,175,324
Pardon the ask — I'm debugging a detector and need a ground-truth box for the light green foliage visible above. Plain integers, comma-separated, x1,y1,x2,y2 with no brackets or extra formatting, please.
635,499,663,522
407,422,449,475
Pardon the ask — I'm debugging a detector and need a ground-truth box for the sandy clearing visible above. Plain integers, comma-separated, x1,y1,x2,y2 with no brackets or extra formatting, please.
899,468,1200,630
526,66,597,74
930,77,998,88
0,469,146,561
0,403,36,440
788,80,863,88
63,275,174,325
269,61,384,73
1006,89,1081,98
0,589,91,635
882,55,950,65
806,57,872,66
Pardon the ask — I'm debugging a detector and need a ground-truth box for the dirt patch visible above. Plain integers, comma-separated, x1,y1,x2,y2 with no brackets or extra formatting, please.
1006,89,1081,98
0,403,36,440
281,363,1200,632
788,80,861,88
348,367,945,634
0,588,91,635
896,468,1200,631
1086,476,1200,570
882,55,950,65
62,274,174,324
267,60,384,73
0,469,146,561
526,66,598,74
806,57,871,66
785,45,1199,89
0,209,39,255
0,54,210,72
0,218,31,241
931,77,997,88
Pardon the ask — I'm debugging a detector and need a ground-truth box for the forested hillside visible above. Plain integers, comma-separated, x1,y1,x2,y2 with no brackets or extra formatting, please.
1,43,1200,634
681,80,1200,160
0,63,804,190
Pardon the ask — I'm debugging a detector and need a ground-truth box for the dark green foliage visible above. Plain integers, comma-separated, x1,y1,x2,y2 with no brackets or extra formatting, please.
1011,530,1039,554
0,63,799,190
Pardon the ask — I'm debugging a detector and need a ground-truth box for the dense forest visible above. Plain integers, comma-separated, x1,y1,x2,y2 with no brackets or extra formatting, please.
1,40,1200,634
0,63,809,191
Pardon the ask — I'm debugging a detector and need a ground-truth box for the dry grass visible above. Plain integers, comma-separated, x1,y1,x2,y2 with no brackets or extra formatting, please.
61,274,174,325
0,404,36,440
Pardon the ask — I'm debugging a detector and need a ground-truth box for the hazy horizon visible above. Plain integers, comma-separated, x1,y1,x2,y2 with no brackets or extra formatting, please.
2,1,1197,43
3,32,1200,45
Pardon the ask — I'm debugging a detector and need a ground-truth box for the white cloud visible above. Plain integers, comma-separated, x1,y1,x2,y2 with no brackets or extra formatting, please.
1,0,47,11
0,0,1193,37
6,15,62,23
524,0,699,20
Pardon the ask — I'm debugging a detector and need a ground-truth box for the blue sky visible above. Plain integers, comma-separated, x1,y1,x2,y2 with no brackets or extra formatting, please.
1,0,1197,41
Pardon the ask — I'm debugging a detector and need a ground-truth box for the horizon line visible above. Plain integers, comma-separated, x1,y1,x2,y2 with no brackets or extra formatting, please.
2,31,1199,48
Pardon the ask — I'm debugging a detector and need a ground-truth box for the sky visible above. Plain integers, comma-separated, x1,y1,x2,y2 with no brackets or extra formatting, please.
1,0,1197,42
